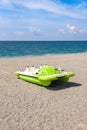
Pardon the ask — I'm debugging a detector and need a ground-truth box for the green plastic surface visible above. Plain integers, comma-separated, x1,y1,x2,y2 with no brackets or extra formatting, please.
14,65,75,86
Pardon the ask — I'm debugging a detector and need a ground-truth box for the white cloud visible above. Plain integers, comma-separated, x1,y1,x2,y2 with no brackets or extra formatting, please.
67,24,77,32
0,0,11,6
0,0,87,40
58,24,87,35
76,2,87,9
79,29,87,34
58,29,66,33
1,0,87,20
66,24,87,34
29,26,41,33
15,31,24,35
19,0,87,19
2,0,9,3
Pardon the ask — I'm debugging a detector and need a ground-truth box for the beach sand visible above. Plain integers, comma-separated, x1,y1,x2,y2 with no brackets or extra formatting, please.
0,53,87,130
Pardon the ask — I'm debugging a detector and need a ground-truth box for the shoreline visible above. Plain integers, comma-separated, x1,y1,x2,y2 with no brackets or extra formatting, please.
0,52,87,130
0,51,87,59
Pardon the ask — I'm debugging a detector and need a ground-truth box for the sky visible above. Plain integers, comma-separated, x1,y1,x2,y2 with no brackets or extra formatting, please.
0,0,87,41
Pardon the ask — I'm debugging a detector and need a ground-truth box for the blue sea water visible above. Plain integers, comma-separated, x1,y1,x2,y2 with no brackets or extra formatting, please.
0,41,87,58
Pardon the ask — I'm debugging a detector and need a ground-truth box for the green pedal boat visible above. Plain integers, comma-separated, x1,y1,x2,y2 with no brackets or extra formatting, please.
14,65,75,87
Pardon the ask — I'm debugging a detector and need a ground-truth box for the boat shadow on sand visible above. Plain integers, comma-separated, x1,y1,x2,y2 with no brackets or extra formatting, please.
46,81,82,91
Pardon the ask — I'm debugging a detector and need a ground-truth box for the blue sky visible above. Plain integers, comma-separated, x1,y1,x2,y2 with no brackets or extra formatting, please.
0,0,87,41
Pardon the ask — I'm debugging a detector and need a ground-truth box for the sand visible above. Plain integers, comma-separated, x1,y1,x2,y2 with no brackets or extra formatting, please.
0,53,87,130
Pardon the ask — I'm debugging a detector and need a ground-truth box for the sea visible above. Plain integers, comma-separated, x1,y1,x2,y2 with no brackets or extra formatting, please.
0,41,87,58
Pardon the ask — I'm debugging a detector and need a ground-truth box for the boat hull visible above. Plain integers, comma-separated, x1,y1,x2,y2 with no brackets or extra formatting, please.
16,73,51,87
14,71,75,86
58,72,75,82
